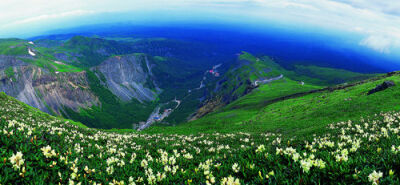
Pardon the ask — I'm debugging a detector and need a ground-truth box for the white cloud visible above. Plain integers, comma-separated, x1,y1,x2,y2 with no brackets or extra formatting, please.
360,35,397,54
240,0,400,53
2,10,95,27
330,0,400,16
0,0,400,53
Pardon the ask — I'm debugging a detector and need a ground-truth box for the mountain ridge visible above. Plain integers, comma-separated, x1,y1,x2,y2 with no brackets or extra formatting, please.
0,36,383,129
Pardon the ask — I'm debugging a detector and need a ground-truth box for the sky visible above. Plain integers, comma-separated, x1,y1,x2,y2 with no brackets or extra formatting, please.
0,0,400,55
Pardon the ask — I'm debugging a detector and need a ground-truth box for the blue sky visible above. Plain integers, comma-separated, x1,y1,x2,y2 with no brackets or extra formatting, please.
1,0,400,55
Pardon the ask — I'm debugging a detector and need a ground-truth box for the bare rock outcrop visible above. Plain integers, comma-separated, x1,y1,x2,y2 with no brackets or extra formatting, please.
367,81,395,95
0,56,99,114
92,54,161,102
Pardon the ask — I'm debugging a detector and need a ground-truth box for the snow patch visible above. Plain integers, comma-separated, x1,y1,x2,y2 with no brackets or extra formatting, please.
54,61,66,65
28,48,36,56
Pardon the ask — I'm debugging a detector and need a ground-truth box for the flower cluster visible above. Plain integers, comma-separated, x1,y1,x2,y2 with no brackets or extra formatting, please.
41,145,56,158
9,152,24,170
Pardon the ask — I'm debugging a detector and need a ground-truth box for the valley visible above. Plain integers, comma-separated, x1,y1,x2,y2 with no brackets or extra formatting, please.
0,36,380,130
0,36,214,129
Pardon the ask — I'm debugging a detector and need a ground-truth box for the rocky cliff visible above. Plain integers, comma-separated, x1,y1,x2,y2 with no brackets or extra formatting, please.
92,54,161,102
0,55,99,114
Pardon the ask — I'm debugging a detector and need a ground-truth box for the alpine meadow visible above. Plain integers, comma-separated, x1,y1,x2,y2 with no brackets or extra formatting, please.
1,0,400,184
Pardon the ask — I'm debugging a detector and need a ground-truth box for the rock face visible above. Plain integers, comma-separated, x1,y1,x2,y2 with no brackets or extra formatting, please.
0,55,99,114
368,81,395,95
0,53,162,117
93,55,160,102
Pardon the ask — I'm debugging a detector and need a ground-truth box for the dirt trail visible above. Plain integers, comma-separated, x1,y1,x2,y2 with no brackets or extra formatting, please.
254,74,284,86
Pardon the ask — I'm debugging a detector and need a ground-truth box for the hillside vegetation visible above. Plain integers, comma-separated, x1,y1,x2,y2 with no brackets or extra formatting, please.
192,51,376,119
1,81,400,184
148,72,400,137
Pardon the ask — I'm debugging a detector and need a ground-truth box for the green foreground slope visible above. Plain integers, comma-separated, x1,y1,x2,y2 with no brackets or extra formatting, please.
1,83,400,184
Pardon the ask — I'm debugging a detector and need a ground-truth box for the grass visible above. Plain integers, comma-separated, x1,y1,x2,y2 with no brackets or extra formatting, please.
239,52,377,86
289,65,377,85
203,51,375,118
4,67,15,80
19,57,83,73
0,39,28,56
208,52,283,105
146,72,400,137
1,86,400,184
174,78,322,132
0,38,84,73
223,78,321,110
31,47,84,73
161,51,377,135
255,74,400,136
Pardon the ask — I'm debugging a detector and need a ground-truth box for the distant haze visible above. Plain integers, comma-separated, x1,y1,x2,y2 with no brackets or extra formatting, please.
1,0,400,59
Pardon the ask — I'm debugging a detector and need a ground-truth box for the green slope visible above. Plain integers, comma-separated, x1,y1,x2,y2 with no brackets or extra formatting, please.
238,53,376,86
206,52,375,104
209,52,284,103
191,51,377,125
0,39,29,55
146,72,400,136
289,64,377,85
0,38,84,73
1,81,400,184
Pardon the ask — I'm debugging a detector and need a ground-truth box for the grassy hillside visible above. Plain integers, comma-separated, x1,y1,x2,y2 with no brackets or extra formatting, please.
0,39,29,55
191,51,377,123
209,52,284,103
289,64,377,85
1,85,400,184
147,72,400,137
207,52,376,103
0,38,84,73
19,56,83,73
239,53,376,86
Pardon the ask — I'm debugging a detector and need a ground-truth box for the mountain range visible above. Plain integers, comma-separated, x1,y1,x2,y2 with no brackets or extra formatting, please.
0,34,379,130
